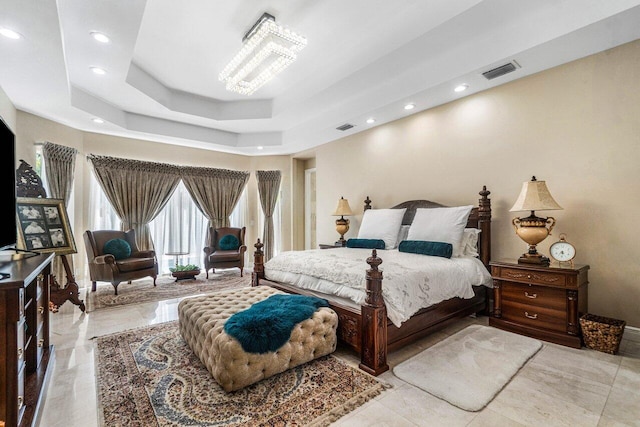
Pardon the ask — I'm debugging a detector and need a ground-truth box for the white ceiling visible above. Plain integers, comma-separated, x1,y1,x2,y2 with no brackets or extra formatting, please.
1,0,640,156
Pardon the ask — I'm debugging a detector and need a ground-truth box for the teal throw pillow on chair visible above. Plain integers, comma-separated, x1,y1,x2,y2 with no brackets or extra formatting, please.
219,234,240,251
103,238,132,260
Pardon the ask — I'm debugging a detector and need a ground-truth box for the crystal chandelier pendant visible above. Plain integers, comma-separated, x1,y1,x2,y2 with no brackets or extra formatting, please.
219,13,307,95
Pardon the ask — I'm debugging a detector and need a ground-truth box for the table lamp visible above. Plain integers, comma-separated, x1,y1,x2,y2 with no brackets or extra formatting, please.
332,197,353,247
510,176,563,266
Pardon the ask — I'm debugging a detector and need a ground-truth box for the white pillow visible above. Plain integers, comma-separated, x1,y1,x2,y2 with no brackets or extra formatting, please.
461,228,481,257
357,208,407,249
406,206,474,257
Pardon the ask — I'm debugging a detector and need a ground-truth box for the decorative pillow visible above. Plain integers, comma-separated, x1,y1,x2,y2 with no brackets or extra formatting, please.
406,206,473,257
461,228,481,257
219,234,240,250
357,208,407,249
398,240,453,258
346,238,386,249
103,238,131,260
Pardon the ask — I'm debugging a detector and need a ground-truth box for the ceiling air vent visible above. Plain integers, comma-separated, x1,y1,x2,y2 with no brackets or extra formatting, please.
336,123,355,131
482,61,519,80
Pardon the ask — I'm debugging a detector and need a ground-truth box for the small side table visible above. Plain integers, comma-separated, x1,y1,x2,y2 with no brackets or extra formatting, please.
319,243,344,249
166,251,189,268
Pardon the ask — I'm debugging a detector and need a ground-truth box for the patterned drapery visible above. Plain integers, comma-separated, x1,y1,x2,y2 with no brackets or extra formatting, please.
86,155,181,250
42,142,78,283
256,170,281,262
180,166,249,243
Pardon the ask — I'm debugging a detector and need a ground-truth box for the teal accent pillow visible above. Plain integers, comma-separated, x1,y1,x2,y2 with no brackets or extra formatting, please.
219,234,240,250
224,294,329,353
346,238,386,249
103,238,131,260
398,240,453,258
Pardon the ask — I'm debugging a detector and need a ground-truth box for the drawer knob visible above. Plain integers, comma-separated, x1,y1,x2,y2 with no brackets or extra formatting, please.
524,311,538,320
524,292,537,299
38,305,45,314
17,347,23,359
527,274,532,279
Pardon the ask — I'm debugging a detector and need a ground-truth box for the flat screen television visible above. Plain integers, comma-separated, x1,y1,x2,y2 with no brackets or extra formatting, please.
0,115,17,251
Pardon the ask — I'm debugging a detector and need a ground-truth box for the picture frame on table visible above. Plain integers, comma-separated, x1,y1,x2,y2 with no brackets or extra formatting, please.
16,197,77,255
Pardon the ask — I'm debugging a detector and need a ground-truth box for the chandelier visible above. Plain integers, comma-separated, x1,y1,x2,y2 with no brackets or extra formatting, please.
219,13,307,96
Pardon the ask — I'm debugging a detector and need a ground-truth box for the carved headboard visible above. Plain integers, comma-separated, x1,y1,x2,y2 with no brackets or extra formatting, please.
362,186,492,267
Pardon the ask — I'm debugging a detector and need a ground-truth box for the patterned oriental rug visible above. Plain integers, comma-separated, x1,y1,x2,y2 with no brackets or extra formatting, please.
86,270,250,311
95,321,388,426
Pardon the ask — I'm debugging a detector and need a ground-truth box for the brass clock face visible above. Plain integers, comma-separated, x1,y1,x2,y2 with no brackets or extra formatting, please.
550,234,576,262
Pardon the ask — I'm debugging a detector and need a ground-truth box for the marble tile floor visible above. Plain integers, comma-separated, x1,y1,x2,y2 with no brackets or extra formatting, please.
38,283,640,427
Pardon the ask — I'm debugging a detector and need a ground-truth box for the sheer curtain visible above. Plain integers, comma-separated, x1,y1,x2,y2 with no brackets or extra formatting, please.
89,175,248,275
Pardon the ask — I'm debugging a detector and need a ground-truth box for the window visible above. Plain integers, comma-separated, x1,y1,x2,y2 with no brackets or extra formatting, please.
88,174,248,274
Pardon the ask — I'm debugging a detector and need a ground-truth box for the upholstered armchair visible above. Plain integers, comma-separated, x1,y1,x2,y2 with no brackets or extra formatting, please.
203,226,247,278
83,229,158,295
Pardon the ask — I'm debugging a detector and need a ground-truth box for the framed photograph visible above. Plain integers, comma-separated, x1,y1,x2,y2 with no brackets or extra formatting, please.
16,197,77,255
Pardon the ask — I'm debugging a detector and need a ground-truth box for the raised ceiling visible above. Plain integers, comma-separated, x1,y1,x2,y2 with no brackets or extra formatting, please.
1,0,640,156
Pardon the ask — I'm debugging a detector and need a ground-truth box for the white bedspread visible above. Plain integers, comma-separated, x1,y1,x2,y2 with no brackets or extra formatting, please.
264,248,492,327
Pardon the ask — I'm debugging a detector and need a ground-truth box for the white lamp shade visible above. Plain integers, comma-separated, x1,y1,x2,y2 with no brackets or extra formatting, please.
510,179,563,212
333,197,354,216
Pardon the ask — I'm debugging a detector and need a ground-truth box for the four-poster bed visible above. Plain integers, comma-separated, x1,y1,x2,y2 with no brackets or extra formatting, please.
252,186,492,375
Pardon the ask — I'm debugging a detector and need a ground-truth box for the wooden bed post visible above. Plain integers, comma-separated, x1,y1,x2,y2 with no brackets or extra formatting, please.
359,249,389,376
478,186,492,315
363,196,372,211
251,239,265,287
478,186,492,268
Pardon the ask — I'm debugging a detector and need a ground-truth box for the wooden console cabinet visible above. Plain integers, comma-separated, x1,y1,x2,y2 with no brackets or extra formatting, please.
489,260,589,348
0,253,55,427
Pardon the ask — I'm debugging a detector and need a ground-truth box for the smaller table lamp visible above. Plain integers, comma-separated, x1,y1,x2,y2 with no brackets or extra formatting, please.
332,197,354,247
510,176,563,266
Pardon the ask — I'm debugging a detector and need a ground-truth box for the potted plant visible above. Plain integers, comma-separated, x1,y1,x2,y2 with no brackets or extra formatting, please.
170,264,201,281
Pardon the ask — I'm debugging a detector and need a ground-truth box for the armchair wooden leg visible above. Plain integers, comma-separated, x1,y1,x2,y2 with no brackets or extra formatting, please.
112,281,121,296
206,268,209,279
92,281,97,292
153,276,157,287
240,268,243,277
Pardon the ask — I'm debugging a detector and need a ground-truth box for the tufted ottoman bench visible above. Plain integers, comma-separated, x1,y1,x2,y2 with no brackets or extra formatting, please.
178,286,338,392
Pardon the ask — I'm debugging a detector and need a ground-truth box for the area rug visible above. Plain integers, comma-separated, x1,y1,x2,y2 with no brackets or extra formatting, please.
392,324,542,412
86,270,250,311
95,320,388,426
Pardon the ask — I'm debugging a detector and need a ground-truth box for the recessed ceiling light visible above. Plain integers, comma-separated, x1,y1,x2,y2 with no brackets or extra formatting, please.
0,28,22,40
366,118,376,124
90,31,110,43
92,118,104,124
90,66,106,75
257,146,264,150
404,103,415,110
454,84,469,92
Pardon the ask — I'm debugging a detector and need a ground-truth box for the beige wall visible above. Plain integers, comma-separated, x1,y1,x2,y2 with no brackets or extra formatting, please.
0,86,16,132
312,39,640,327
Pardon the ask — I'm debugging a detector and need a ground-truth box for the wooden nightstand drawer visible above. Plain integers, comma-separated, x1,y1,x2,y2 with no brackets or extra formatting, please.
501,282,566,310
501,300,567,333
499,267,566,287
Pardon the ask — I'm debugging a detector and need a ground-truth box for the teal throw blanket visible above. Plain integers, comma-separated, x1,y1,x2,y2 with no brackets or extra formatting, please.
224,294,330,354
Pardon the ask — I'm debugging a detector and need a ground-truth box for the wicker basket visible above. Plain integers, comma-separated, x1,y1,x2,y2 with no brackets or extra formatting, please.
580,314,626,354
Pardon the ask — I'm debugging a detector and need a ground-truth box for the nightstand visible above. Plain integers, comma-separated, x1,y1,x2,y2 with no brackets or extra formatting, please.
489,260,589,348
319,243,344,249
